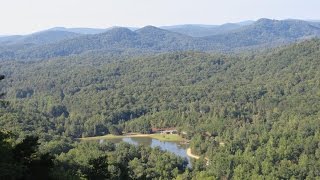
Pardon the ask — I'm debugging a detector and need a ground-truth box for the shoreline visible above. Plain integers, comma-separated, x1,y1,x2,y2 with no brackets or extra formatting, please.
186,148,200,159
80,134,207,163
80,133,218,163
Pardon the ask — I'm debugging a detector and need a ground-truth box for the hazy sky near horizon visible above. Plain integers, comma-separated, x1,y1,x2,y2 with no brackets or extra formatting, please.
1,0,319,35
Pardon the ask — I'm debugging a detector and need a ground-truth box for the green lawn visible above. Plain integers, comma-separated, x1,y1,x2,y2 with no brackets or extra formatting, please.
79,134,126,141
79,133,184,142
149,134,184,142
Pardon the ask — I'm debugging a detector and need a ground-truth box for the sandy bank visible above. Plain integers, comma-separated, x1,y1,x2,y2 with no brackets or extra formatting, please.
186,148,200,159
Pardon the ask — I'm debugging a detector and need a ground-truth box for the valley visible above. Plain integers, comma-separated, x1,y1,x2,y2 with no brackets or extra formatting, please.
1,18,320,179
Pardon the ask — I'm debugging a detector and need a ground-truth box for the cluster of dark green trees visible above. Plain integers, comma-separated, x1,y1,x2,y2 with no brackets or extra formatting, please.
0,132,55,179
0,132,189,179
53,141,188,179
1,39,320,179
1,73,188,179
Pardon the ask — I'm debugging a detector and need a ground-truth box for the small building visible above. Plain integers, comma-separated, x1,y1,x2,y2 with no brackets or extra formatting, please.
151,127,177,134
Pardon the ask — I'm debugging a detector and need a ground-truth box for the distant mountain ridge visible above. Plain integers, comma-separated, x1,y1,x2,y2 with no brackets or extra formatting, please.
46,26,139,34
0,31,81,46
0,26,214,60
203,18,320,50
1,18,320,60
47,27,108,34
160,21,254,37
0,26,138,46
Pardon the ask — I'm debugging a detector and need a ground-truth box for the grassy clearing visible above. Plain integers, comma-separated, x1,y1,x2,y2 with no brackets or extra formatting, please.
149,134,184,142
79,134,125,141
79,133,184,142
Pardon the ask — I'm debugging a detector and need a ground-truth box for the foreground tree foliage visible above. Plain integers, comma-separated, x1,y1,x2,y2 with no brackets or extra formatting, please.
51,141,187,179
0,39,320,179
0,132,54,179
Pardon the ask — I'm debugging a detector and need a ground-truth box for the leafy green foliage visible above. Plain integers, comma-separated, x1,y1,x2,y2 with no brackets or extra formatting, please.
54,141,187,179
1,38,320,178
0,133,54,179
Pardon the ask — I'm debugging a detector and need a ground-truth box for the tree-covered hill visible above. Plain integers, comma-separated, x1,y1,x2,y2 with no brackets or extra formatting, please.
0,26,214,61
46,27,109,34
156,21,255,37
161,23,246,37
2,19,320,61
0,39,319,137
0,30,81,46
204,18,320,50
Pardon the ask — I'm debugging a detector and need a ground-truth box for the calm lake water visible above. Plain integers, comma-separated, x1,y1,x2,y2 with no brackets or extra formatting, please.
98,137,192,166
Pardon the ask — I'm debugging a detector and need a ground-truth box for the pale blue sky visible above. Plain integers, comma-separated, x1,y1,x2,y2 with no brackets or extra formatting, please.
1,0,319,35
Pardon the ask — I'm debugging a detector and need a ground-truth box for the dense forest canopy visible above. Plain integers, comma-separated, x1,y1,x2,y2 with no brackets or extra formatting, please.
1,15,320,179
0,37,320,178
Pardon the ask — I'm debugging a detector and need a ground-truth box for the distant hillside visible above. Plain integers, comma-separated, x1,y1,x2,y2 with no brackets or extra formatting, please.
161,23,246,37
0,26,214,60
203,18,320,50
1,19,320,60
47,26,139,34
0,31,81,46
309,21,320,28
0,35,22,44
47,27,108,34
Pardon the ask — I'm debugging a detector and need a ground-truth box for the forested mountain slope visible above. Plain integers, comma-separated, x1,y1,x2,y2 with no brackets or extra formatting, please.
0,30,81,46
160,20,255,37
0,37,320,179
0,27,213,61
0,38,320,179
1,19,320,61
0,39,319,136
161,23,243,37
204,18,320,49
47,27,109,34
